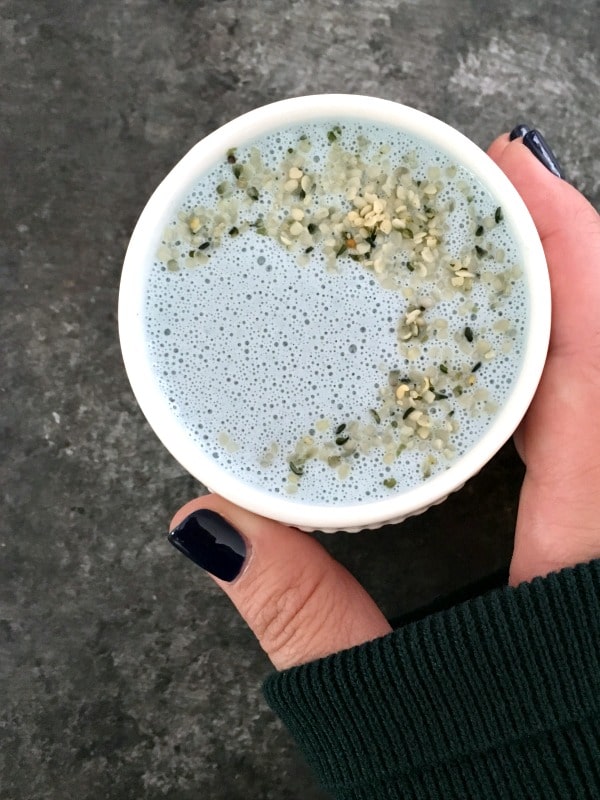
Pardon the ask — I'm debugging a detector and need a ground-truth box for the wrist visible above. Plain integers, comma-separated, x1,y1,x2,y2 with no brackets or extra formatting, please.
511,470,600,585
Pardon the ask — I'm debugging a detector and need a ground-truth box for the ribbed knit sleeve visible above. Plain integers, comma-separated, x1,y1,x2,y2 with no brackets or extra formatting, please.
263,560,600,799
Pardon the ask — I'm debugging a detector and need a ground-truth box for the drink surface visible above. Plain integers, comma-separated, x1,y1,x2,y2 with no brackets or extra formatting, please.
144,120,526,504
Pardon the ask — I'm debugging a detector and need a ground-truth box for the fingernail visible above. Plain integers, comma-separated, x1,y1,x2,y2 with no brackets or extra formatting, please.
509,123,530,140
522,129,564,179
168,509,247,582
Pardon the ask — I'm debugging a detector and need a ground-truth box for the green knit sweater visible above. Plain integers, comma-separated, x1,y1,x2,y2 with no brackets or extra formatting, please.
263,560,600,799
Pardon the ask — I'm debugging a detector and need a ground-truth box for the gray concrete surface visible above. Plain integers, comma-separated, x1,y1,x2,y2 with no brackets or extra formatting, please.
1,1,599,798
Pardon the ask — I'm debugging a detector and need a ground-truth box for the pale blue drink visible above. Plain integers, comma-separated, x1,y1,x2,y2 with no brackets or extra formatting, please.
143,119,526,505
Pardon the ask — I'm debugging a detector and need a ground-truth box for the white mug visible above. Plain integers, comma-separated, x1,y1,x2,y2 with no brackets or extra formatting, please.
119,94,550,532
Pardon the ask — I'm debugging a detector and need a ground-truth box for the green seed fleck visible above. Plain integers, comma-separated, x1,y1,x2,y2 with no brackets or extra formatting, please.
289,461,304,476
307,222,317,234
383,478,397,489
495,206,504,224
247,186,259,201
475,225,484,237
464,326,474,342
335,423,346,435
401,228,414,239
327,125,342,141
232,164,243,180
198,241,210,251
369,409,381,424
471,361,482,373
475,245,488,257
440,363,448,374
336,243,347,257
251,217,266,235
229,226,239,237
335,435,350,446
403,406,416,420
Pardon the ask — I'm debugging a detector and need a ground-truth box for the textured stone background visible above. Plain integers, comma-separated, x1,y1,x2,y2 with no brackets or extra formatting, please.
1,1,599,798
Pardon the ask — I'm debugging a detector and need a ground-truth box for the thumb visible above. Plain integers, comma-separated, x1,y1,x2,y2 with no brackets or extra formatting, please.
168,495,391,670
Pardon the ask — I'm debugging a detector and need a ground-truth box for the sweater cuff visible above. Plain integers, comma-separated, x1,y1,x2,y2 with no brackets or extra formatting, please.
263,560,600,799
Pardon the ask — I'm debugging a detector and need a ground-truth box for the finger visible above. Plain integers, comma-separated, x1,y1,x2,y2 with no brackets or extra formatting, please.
486,132,511,164
487,132,600,359
168,495,392,670
489,132,600,469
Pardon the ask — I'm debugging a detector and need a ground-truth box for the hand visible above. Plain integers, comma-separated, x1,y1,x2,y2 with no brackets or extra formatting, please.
169,132,600,670
487,133,600,585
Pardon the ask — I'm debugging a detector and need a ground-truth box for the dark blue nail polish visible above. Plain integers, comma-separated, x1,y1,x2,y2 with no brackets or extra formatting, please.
168,509,246,582
509,124,530,140
522,129,564,179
